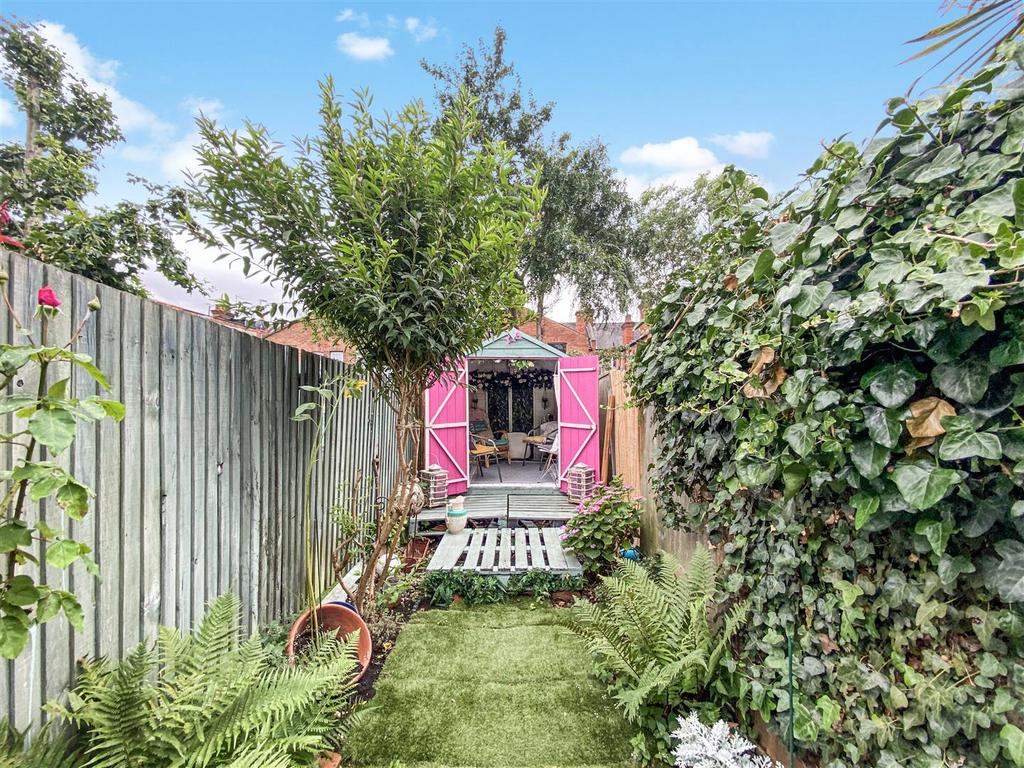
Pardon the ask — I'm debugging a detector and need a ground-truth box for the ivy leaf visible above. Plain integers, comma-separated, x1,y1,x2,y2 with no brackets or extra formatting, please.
1002,724,1024,766
932,359,991,405
905,397,957,439
938,415,1002,461
851,492,880,530
850,440,889,479
912,143,963,183
783,423,815,457
863,362,921,408
816,695,841,730
937,553,976,585
770,221,802,253
891,463,963,510
991,540,1024,603
790,281,833,318
792,698,819,742
28,408,77,455
782,462,809,498
914,517,954,556
990,338,1024,369
863,406,902,448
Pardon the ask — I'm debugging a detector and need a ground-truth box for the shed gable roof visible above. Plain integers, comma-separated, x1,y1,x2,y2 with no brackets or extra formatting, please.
471,329,568,359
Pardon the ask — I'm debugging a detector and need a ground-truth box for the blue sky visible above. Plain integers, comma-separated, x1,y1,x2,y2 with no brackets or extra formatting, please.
1,1,948,315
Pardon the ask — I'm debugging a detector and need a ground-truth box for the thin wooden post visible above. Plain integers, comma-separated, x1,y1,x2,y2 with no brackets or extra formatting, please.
601,393,615,481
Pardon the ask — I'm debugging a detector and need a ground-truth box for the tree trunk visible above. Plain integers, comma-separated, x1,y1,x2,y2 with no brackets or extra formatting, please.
353,378,422,611
535,292,544,338
23,77,40,238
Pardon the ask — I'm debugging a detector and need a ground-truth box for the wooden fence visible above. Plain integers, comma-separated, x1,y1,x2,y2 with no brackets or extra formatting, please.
599,367,702,565
0,249,398,729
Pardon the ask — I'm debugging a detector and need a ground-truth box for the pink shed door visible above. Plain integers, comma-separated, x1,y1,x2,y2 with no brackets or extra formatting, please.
557,355,600,492
424,360,469,496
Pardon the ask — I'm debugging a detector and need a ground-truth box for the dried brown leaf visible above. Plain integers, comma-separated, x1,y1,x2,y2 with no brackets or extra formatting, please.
905,397,957,439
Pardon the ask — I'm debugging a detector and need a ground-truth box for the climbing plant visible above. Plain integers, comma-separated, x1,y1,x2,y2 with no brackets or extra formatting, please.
630,46,1024,768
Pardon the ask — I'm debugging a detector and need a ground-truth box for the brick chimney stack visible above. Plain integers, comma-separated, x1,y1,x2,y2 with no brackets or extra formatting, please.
575,310,589,336
622,314,635,345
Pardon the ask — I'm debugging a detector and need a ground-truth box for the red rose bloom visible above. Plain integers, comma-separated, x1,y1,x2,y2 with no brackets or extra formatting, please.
37,286,60,308
0,235,22,249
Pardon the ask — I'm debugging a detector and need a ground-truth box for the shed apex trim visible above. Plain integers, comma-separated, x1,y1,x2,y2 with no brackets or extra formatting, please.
471,328,568,358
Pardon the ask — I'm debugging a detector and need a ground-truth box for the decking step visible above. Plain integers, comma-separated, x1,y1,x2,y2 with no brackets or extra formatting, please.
426,526,582,575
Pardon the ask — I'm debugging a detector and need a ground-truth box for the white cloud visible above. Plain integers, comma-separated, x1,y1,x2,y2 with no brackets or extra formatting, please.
618,136,723,195
337,31,394,61
405,17,438,43
36,21,173,140
0,98,15,128
620,137,718,169
182,97,224,119
710,131,775,158
336,8,369,26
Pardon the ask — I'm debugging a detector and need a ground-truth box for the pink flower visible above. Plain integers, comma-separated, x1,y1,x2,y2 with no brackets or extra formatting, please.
37,286,60,308
0,201,9,227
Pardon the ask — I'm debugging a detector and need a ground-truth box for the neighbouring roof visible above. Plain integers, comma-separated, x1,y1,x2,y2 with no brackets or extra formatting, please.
589,322,628,350
471,329,568,359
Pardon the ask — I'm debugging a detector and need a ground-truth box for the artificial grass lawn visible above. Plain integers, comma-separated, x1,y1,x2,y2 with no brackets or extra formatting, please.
345,602,635,768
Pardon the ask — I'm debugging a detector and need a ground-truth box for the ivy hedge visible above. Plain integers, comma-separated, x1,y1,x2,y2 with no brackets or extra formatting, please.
630,49,1024,768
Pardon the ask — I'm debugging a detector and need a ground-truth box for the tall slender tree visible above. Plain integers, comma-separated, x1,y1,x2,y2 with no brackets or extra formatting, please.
186,85,542,608
423,27,637,334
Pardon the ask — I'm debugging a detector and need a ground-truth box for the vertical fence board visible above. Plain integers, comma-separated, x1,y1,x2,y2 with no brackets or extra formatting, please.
0,250,399,728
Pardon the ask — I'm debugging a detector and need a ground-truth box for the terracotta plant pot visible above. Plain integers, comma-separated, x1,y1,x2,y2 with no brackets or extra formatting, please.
286,603,373,682
318,751,342,768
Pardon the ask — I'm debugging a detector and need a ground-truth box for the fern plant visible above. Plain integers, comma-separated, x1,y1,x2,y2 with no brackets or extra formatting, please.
568,548,748,764
33,593,358,768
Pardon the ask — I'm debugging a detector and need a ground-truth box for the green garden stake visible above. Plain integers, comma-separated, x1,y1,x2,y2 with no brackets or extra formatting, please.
787,630,794,768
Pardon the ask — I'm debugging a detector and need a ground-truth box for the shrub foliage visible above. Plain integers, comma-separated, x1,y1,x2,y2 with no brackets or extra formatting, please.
568,549,747,765
630,49,1024,767
562,475,643,576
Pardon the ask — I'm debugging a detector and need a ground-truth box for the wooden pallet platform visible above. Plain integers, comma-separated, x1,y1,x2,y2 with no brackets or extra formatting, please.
426,526,582,575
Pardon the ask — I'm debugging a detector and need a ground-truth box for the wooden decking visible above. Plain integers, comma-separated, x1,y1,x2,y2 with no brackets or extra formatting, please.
426,526,582,576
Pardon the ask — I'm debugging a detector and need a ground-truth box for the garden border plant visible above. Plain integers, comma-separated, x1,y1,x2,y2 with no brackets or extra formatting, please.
630,45,1024,767
0,279,122,658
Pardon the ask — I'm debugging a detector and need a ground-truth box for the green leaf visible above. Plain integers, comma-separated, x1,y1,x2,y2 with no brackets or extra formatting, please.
782,462,809,498
792,698,819,742
770,221,802,253
914,517,954,556
862,406,902,449
57,480,91,520
816,695,841,730
992,540,1024,603
4,575,39,606
937,553,975,585
59,592,85,632
27,408,76,454
863,362,921,408
850,440,889,479
891,463,963,510
1002,724,1024,766
851,492,880,530
912,143,963,183
937,415,1002,460
0,615,29,659
783,423,815,457
70,354,110,390
0,522,32,554
45,539,83,569
990,338,1024,368
932,359,991,405
790,282,833,317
